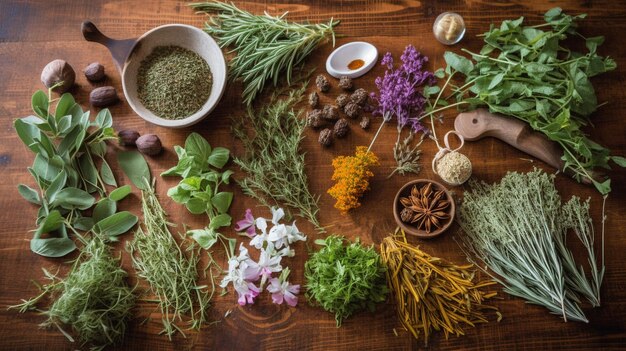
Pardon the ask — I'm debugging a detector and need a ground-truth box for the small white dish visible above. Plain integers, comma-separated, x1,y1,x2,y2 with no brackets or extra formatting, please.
325,41,378,79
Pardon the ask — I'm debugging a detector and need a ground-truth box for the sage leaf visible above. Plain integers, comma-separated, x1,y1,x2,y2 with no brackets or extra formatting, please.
31,90,48,118
208,147,230,169
53,187,95,210
100,159,117,187
93,211,138,238
73,216,95,231
31,237,76,258
109,185,132,201
78,153,99,193
117,151,151,190
18,184,40,204
54,93,75,119
211,192,233,214
45,170,67,202
93,198,117,223
209,213,231,229
14,119,41,153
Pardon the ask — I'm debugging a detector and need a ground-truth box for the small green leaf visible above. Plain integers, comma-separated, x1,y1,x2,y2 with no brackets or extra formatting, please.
211,191,233,214
611,156,626,167
208,147,230,169
188,228,218,249
185,132,212,163
93,211,138,238
444,51,474,75
167,186,191,204
100,159,117,187
31,237,76,258
434,68,445,79
45,170,67,202
14,118,41,153
53,187,95,210
109,185,132,201
73,216,94,231
93,198,117,223
117,151,151,190
221,170,234,184
593,179,611,195
95,109,113,128
186,197,208,214
54,93,75,119
32,90,49,118
180,176,203,191
209,213,231,229
18,184,41,204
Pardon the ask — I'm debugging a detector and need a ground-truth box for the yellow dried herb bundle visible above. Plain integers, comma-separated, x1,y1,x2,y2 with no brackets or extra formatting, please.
327,146,379,213
380,229,499,345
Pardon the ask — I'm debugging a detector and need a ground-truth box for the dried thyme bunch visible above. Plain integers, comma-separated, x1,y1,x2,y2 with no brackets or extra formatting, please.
190,1,339,105
127,180,212,339
458,168,605,322
232,83,322,230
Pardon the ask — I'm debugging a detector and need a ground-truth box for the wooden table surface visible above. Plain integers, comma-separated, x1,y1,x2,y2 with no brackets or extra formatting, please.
1,1,626,350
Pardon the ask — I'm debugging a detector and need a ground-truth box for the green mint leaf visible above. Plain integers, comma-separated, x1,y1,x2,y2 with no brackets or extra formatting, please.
443,51,474,75
185,132,212,164
221,170,234,184
211,191,233,214
109,185,132,201
186,197,208,214
188,228,218,249
167,186,191,204
593,179,611,195
117,151,151,190
208,147,230,169
209,213,231,229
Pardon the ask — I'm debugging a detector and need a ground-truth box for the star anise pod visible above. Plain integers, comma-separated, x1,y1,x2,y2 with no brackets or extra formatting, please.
399,183,450,233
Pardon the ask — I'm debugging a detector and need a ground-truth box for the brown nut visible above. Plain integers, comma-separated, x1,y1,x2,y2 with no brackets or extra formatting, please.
41,59,75,93
90,86,119,107
318,128,333,147
118,130,140,146
84,62,105,82
136,134,162,156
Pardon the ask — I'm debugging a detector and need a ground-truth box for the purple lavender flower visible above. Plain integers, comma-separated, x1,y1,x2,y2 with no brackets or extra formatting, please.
370,45,435,133
234,209,256,237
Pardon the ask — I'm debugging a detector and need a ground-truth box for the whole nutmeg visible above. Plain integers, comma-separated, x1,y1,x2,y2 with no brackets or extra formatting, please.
338,76,353,91
84,62,105,82
136,134,162,156
344,102,362,119
308,92,319,108
359,116,371,129
315,74,330,92
333,118,350,138
90,86,119,107
118,130,140,146
41,59,76,93
336,94,349,108
350,88,369,106
322,104,339,121
318,128,333,147
306,109,326,129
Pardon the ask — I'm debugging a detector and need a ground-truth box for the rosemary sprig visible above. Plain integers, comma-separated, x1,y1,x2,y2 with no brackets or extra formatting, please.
126,180,212,339
232,82,322,231
190,1,339,105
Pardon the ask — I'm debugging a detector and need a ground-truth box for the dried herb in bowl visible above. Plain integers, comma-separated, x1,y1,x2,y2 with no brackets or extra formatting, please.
137,45,212,120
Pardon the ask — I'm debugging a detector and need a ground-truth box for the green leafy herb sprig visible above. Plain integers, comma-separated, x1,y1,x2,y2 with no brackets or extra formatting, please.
422,8,624,194
127,178,213,339
190,1,339,105
161,132,235,249
304,235,388,326
458,168,605,322
232,82,322,230
10,236,135,351
15,88,137,257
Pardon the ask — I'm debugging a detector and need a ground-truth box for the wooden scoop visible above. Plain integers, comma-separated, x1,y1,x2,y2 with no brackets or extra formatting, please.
454,109,595,184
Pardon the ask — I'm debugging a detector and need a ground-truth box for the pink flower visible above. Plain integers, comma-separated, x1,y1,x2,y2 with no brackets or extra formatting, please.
235,209,256,237
237,282,260,306
267,278,300,307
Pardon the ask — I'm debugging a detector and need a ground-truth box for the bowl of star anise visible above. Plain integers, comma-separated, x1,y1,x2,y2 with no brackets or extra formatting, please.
393,179,455,238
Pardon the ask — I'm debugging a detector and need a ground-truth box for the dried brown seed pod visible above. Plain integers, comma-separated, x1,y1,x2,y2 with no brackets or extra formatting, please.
308,91,319,108
322,104,339,121
359,116,370,129
41,59,76,93
344,102,362,119
350,88,369,106
336,94,349,109
400,207,414,222
136,134,162,156
83,62,105,82
315,74,330,92
306,109,326,129
338,76,353,91
333,118,350,138
118,130,140,146
318,128,333,147
90,86,119,107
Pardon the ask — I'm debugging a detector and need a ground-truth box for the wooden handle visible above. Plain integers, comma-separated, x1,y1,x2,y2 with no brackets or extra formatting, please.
81,21,137,74
454,108,565,170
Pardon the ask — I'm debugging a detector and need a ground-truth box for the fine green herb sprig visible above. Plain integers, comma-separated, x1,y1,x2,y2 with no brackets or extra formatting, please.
304,235,388,326
10,237,135,351
421,8,625,194
191,1,339,105
458,168,605,323
127,180,212,339
161,132,234,249
232,82,322,230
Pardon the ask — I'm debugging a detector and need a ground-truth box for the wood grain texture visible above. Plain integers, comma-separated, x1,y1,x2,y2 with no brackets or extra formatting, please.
1,1,626,350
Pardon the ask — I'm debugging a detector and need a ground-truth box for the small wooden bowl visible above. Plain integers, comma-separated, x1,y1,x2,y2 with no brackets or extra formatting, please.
393,179,455,239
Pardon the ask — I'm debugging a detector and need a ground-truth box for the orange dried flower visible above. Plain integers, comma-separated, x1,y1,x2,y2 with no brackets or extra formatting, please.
328,146,379,213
